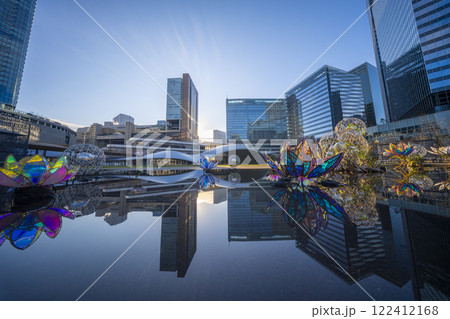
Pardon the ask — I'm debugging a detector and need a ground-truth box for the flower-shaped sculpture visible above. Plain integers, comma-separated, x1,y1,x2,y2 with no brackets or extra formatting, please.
383,142,414,157
199,156,218,170
383,142,429,174
0,207,74,250
264,139,343,185
0,155,77,188
266,185,350,236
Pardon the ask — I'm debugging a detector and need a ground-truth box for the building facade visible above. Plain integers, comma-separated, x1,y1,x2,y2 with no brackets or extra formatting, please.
112,113,134,126
0,0,37,109
226,98,287,142
165,74,198,142
367,0,449,122
285,65,365,139
349,62,386,127
0,107,76,159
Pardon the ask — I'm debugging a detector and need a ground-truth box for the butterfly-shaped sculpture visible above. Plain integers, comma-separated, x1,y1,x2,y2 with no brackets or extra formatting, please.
0,208,74,250
199,156,218,170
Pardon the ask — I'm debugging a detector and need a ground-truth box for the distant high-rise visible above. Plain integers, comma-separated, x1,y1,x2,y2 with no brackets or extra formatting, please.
226,98,287,141
0,0,37,110
165,73,198,142
367,0,449,122
113,113,134,126
349,62,386,127
285,65,365,139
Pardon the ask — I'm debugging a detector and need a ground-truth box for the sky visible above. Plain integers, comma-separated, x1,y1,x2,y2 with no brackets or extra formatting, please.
18,0,377,139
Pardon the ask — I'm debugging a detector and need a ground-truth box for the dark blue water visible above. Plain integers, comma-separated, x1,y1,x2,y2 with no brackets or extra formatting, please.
0,171,449,301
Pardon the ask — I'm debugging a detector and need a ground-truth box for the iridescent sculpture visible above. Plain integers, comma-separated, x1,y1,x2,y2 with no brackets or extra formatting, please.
264,139,343,184
63,144,106,175
199,156,218,170
0,207,74,250
266,185,350,236
383,142,414,157
382,142,427,174
0,155,77,188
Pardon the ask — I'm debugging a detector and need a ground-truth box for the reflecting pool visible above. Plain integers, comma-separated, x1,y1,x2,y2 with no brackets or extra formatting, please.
0,169,449,301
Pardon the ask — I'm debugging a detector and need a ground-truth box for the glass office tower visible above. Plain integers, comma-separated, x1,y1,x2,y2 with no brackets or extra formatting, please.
349,62,386,127
0,0,37,110
285,65,365,139
367,0,449,122
165,74,198,142
226,98,287,141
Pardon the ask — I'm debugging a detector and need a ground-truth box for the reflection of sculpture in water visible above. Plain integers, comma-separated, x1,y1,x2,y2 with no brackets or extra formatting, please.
55,183,102,217
328,175,379,226
198,173,217,190
0,188,74,250
266,185,351,236
388,172,433,198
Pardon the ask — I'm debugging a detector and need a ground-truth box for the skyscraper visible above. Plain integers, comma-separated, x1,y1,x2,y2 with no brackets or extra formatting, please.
0,0,37,110
349,62,386,127
285,65,365,139
226,98,287,141
367,0,449,122
165,73,198,142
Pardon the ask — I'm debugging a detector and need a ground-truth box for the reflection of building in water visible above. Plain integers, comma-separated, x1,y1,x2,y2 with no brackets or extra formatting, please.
160,191,197,277
95,182,199,278
214,189,227,204
401,208,450,301
295,204,409,287
227,189,294,241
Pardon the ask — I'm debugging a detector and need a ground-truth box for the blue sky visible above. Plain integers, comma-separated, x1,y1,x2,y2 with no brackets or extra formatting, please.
18,0,376,138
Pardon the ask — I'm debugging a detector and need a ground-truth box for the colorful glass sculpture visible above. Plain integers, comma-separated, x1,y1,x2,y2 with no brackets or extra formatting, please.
0,155,77,188
199,156,218,170
266,185,350,236
264,139,343,184
383,142,414,157
0,207,74,250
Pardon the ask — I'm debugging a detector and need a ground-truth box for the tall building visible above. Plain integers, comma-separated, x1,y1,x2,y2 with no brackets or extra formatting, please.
367,0,449,122
0,0,37,110
165,73,198,142
349,62,386,126
226,98,287,141
285,65,365,139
